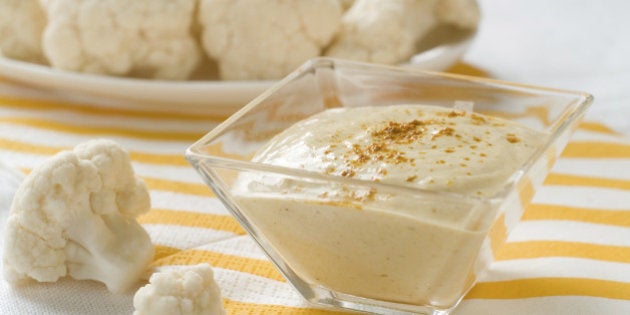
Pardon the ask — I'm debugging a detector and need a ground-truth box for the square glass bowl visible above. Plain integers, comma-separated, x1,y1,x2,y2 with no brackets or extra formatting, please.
186,58,593,315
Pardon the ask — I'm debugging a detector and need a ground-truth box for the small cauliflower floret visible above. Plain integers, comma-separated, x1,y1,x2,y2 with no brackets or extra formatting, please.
325,0,440,64
133,264,225,315
198,0,342,80
0,0,46,63
2,139,154,293
38,0,201,80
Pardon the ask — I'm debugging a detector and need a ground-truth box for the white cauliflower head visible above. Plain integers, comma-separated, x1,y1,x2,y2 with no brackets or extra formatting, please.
0,0,46,63
133,264,225,315
326,0,480,65
198,0,342,80
38,0,201,80
325,0,439,65
2,139,154,293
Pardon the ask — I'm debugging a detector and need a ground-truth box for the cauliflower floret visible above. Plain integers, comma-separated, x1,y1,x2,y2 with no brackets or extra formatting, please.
198,0,342,80
0,0,46,63
339,0,355,11
133,264,225,315
2,139,154,293
326,0,480,65
325,0,439,65
38,0,201,80
435,0,480,29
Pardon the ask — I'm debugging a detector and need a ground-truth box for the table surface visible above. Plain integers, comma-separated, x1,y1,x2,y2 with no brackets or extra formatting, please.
1,1,629,314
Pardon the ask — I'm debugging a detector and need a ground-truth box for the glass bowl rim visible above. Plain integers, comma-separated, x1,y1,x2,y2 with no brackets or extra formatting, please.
186,58,594,203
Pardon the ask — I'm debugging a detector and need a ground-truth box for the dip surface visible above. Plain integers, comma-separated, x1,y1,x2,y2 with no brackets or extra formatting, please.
234,104,547,307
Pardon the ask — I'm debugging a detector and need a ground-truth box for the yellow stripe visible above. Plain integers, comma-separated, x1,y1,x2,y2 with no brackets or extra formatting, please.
466,277,630,300
0,137,60,155
446,62,490,78
578,121,619,135
153,245,181,261
545,173,630,190
0,137,188,166
152,248,285,282
0,117,204,141
488,214,508,256
496,241,630,263
523,204,630,227
518,177,535,209
138,209,245,235
545,145,558,172
561,141,630,158
143,177,212,196
0,94,229,121
223,299,348,315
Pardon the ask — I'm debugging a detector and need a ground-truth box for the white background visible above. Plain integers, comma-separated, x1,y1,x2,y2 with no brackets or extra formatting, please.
465,0,630,136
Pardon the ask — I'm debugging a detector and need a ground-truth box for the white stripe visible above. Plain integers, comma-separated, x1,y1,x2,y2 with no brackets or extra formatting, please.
481,257,630,283
197,235,268,260
457,296,630,315
0,150,202,183
213,268,306,307
150,191,229,215
533,186,630,210
0,106,217,133
508,220,630,246
571,129,630,145
552,158,630,180
132,163,201,183
0,150,47,169
0,124,190,154
0,277,135,314
143,224,237,250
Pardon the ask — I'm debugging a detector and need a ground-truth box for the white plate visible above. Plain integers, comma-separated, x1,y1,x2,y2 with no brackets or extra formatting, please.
0,57,274,117
0,27,475,117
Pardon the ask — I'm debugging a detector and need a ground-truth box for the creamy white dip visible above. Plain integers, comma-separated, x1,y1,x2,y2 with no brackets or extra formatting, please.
234,105,547,307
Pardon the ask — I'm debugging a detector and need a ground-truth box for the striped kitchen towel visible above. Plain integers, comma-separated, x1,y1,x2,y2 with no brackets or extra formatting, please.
0,79,628,314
